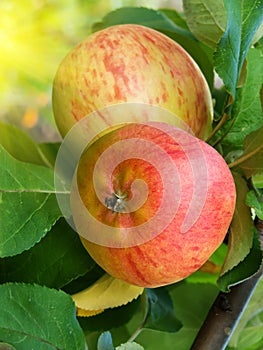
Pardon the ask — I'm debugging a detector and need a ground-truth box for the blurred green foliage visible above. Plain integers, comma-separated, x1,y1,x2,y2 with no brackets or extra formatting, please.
0,0,177,140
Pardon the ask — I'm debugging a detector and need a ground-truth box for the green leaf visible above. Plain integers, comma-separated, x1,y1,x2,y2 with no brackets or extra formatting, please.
145,288,182,332
0,343,16,350
219,172,254,276
62,264,105,295
92,7,193,38
236,125,263,178
246,190,263,220
229,325,263,350
38,142,61,168
214,0,263,97
168,282,218,328
92,7,214,89
217,228,262,292
183,0,227,48
227,277,263,349
221,48,263,149
97,331,114,350
79,292,143,335
0,144,55,192
135,283,218,350
116,342,144,350
252,21,263,44
0,191,61,257
0,121,44,165
159,9,189,30
253,173,263,188
0,219,96,288
0,145,62,257
0,283,86,349
85,283,217,350
186,270,218,285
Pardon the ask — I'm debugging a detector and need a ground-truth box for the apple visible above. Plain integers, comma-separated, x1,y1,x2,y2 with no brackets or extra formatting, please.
71,122,236,288
52,24,213,139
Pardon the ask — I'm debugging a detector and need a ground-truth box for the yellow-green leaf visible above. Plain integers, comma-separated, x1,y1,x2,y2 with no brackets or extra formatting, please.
77,309,104,317
239,125,263,178
220,172,254,276
72,274,144,317
183,0,227,48
0,121,44,165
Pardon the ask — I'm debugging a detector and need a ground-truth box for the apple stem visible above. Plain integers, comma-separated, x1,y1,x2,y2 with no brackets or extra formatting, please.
105,193,126,212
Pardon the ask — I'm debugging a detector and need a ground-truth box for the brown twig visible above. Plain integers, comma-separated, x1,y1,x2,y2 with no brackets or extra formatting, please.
228,144,263,169
190,218,263,350
205,113,229,143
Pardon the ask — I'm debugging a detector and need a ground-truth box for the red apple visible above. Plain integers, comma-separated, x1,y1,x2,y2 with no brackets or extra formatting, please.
71,122,236,288
52,24,213,139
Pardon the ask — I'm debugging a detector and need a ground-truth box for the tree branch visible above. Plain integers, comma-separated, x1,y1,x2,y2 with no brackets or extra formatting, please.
190,218,263,350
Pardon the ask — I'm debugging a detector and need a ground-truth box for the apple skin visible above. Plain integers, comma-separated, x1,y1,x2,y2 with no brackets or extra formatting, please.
53,24,213,139
73,122,236,288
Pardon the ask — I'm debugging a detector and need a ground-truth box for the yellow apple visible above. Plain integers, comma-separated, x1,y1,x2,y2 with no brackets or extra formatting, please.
53,24,213,139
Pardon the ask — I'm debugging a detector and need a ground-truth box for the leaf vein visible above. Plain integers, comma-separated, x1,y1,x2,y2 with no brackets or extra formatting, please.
0,193,52,248
202,2,225,32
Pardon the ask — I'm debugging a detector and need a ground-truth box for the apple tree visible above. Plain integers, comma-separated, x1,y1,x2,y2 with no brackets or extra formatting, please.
0,1,262,349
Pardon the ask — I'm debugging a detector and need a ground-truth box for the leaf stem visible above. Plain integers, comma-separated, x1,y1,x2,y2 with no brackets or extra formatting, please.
228,144,263,169
210,116,237,147
127,294,151,343
205,113,229,143
0,326,63,350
